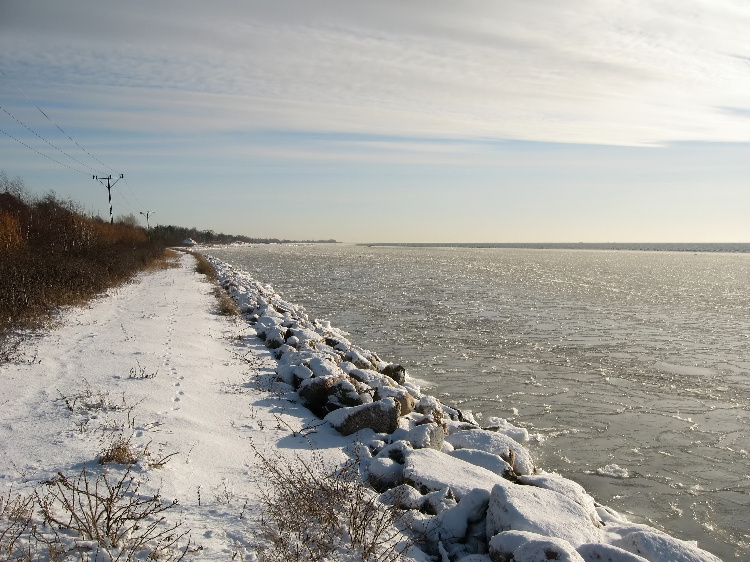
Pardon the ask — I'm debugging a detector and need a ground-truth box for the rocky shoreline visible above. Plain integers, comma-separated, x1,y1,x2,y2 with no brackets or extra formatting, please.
206,254,722,562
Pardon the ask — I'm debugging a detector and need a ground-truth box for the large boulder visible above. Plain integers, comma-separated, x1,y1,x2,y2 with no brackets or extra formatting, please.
445,430,535,476
325,398,401,436
486,483,602,548
403,448,512,500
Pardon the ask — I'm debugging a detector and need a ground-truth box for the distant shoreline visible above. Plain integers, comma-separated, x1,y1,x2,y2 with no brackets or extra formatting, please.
358,242,750,253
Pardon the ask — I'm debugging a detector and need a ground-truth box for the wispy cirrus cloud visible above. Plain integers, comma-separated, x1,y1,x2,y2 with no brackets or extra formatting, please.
2,0,750,147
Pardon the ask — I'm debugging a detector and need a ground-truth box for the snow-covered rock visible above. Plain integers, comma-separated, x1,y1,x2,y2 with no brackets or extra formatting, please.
612,530,722,562
486,482,603,547
445,429,535,475
489,530,586,562
450,448,512,477
324,397,400,435
577,542,650,562
403,448,512,499
518,472,601,526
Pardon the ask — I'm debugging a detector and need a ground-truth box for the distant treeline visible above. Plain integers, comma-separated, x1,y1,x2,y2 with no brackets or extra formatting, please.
142,222,337,246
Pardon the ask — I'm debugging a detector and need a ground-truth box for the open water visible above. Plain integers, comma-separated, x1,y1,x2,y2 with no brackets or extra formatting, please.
208,243,750,560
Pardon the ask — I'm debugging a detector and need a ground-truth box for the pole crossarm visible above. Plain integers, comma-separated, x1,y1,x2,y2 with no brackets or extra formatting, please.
140,210,155,230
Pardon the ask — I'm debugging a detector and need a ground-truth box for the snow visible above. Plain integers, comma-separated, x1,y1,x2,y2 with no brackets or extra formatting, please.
0,251,724,562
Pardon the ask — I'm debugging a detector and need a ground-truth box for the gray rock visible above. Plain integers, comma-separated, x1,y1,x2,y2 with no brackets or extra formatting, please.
381,363,407,384
298,375,348,417
325,398,401,436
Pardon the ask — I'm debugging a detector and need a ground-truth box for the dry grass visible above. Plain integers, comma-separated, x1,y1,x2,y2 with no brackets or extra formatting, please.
214,287,239,316
99,436,139,466
190,252,239,316
191,252,217,279
143,248,181,271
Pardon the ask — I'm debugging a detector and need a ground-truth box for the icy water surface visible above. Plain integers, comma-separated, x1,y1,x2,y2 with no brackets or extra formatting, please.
208,244,750,559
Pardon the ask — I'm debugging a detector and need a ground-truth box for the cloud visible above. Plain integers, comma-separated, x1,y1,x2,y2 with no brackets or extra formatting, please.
2,0,750,147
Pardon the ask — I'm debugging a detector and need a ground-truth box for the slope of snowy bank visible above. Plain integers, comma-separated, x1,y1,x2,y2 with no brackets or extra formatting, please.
0,252,722,561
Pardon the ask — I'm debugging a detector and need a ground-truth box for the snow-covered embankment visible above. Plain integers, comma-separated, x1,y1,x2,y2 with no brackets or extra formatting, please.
207,255,722,562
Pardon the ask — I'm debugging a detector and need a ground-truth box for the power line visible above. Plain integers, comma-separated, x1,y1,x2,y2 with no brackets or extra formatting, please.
122,177,147,210
0,125,88,174
0,66,117,174
1,67,153,219
0,104,98,174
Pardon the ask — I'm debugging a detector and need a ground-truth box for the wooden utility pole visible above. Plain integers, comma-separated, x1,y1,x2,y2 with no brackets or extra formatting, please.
93,174,123,224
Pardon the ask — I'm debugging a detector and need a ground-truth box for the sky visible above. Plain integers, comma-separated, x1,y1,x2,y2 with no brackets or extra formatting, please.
1,0,749,243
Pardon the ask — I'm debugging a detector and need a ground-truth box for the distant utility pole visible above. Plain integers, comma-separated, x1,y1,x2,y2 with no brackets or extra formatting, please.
140,210,155,230
93,174,123,224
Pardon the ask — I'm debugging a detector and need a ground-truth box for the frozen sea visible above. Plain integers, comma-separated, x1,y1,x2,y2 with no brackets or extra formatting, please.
207,243,750,560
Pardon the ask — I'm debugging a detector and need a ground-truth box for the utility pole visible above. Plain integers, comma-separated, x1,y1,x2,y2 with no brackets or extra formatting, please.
93,174,123,224
140,210,155,230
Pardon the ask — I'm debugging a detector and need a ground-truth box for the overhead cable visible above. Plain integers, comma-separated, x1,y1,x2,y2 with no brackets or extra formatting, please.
1,104,98,174
0,125,88,175
0,66,117,174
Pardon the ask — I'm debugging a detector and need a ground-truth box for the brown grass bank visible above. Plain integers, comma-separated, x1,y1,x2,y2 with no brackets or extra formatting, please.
0,184,170,359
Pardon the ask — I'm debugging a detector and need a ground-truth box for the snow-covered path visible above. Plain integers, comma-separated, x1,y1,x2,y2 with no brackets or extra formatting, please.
0,253,349,559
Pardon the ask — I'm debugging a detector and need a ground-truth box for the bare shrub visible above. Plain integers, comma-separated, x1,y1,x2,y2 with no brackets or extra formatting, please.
251,444,408,562
0,488,34,560
38,465,189,561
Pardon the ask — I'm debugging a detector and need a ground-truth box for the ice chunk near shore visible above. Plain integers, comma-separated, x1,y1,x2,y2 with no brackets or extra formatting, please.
592,464,630,478
484,416,529,442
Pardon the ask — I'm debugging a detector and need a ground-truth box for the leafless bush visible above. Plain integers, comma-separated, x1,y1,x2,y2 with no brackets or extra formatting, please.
0,488,35,560
57,380,132,415
38,465,189,561
251,444,408,562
